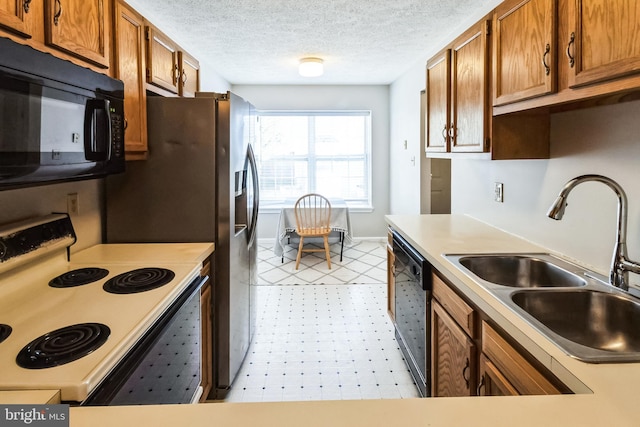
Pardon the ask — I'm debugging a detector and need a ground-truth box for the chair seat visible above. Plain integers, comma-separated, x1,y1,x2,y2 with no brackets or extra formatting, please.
293,194,332,269
297,227,331,237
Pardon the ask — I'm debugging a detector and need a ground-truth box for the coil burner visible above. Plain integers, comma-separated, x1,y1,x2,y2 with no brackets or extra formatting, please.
0,324,12,344
16,323,110,369
103,268,175,294
49,268,110,288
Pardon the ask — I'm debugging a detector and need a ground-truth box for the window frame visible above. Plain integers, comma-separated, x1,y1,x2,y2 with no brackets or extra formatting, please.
254,109,373,212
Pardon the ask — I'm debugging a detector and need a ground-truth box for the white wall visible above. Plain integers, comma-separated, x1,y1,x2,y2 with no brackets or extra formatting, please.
0,180,104,252
388,64,426,214
199,61,232,92
451,100,640,279
232,85,390,240
387,0,501,215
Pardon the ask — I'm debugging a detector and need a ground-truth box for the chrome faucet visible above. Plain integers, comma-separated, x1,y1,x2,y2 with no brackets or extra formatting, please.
547,174,640,291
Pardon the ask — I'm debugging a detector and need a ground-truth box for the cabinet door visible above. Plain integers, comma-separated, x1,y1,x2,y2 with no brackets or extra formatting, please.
146,25,179,94
0,0,33,37
386,243,395,321
113,0,147,158
566,0,640,88
451,20,490,152
44,0,110,68
179,51,200,97
493,0,557,105
482,321,562,395
426,51,451,152
200,275,213,401
431,301,476,397
478,354,519,396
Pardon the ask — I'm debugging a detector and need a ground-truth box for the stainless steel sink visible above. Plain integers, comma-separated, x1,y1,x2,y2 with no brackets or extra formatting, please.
445,253,640,362
511,289,640,361
457,254,586,288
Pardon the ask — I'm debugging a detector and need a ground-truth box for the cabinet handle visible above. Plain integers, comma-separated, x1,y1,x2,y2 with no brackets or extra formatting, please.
448,126,456,141
542,43,551,76
462,357,470,389
441,125,448,142
123,118,128,130
476,374,485,396
567,32,575,68
23,0,31,13
53,0,62,26
182,70,188,84
173,64,181,84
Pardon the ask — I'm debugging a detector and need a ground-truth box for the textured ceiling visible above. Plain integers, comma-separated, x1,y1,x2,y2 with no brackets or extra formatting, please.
125,0,500,85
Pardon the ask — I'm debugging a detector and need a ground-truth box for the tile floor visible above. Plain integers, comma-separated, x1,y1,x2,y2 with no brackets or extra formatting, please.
224,240,420,402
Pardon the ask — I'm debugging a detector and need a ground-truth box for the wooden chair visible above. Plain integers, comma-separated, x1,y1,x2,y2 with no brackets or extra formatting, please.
294,193,332,269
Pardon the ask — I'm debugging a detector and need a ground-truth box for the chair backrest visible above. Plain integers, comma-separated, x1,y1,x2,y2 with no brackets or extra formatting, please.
294,193,332,233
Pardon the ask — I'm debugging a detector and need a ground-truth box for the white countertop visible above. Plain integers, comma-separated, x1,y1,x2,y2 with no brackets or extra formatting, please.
8,217,640,426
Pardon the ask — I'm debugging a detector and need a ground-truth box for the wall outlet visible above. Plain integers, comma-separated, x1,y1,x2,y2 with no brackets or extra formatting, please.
67,193,79,215
494,182,504,203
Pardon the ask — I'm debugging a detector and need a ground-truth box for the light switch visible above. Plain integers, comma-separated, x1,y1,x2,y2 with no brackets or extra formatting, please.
494,182,504,203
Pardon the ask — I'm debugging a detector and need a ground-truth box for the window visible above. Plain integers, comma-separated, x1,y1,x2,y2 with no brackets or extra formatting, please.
255,111,372,210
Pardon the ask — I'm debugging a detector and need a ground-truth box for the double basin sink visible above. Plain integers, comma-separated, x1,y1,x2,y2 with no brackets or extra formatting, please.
445,253,640,363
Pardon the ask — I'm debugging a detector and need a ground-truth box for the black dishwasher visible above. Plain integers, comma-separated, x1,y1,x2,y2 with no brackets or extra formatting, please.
392,230,431,397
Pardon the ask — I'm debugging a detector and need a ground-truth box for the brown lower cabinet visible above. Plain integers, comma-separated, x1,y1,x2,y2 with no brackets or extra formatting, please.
478,353,519,396
199,259,213,401
480,320,564,395
430,270,568,397
431,300,477,396
386,230,395,321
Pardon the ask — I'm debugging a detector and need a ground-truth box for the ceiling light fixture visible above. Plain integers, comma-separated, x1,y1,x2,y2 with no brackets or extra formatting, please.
299,57,324,77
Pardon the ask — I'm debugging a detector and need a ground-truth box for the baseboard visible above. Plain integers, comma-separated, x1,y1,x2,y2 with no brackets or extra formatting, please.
257,236,385,245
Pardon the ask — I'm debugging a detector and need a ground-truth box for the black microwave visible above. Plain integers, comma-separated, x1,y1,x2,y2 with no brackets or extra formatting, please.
0,37,125,190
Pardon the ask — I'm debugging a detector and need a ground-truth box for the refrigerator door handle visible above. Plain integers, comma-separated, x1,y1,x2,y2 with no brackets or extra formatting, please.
247,144,259,247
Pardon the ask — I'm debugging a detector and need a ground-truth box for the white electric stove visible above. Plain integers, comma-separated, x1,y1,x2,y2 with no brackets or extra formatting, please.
0,214,212,404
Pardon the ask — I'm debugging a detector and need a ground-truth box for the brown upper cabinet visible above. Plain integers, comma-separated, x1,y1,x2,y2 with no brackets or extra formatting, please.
113,0,147,159
426,20,491,154
45,0,110,68
112,2,201,158
179,51,200,97
146,24,179,94
493,0,557,106
426,16,549,160
426,51,451,152
0,0,34,38
566,0,640,88
0,0,111,71
494,0,640,113
146,24,200,97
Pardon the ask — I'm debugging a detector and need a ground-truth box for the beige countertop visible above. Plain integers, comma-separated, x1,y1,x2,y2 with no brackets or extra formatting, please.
8,218,640,426
71,243,214,265
0,390,60,404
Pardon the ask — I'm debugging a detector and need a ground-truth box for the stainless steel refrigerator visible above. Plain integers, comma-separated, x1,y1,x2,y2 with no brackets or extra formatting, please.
105,92,259,400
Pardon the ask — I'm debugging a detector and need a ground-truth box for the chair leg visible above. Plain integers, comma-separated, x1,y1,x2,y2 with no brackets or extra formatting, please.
323,235,331,269
295,236,304,270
